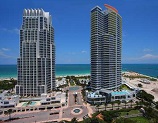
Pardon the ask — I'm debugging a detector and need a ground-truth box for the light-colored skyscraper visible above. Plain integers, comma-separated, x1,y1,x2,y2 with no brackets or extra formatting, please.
90,4,122,91
16,9,55,96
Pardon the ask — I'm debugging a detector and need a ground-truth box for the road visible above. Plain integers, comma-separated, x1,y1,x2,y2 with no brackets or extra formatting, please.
1,110,59,123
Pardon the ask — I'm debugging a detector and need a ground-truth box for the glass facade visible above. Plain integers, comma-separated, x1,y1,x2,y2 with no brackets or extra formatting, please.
16,9,55,96
90,6,122,91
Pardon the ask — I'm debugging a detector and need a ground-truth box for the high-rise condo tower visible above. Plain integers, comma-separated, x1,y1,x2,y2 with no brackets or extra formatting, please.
90,4,122,91
16,9,55,96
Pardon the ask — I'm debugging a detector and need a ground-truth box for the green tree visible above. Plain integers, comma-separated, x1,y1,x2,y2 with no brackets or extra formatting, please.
115,100,121,110
27,101,32,105
114,117,134,123
102,110,119,123
156,102,158,109
4,109,14,120
104,103,108,111
111,102,114,110
149,118,158,123
137,90,154,103
70,117,78,123
138,83,143,88
96,104,100,112
91,117,102,123
129,100,133,108
135,101,139,107
123,101,127,109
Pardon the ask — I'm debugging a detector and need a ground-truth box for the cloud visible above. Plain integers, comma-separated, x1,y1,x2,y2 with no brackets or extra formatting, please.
68,50,88,55
143,48,152,52
0,52,11,58
81,50,87,54
140,54,158,60
1,48,9,51
68,52,76,55
0,28,19,34
0,48,12,58
126,54,158,63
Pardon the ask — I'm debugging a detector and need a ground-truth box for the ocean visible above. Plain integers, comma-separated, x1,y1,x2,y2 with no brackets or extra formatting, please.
0,64,158,79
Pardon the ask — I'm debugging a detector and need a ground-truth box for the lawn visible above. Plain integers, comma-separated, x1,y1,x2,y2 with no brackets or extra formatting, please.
129,116,149,123
70,81,75,86
120,109,140,116
120,84,131,90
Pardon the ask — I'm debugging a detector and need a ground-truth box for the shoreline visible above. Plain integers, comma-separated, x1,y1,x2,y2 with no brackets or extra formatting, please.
0,71,157,81
0,77,17,81
123,71,158,80
56,74,90,78
0,74,91,81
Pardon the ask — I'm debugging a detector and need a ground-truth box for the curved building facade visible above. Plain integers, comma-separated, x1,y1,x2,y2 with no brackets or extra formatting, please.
90,5,122,91
15,9,55,96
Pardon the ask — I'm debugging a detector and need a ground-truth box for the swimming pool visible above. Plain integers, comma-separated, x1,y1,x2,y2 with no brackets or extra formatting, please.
30,101,36,106
69,86,79,91
111,90,130,96
22,101,36,107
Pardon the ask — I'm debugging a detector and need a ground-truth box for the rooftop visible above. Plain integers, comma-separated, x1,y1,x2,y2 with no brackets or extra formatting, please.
104,4,118,13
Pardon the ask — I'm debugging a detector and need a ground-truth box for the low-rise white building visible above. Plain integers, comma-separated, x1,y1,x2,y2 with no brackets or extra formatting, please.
79,79,89,85
40,92,66,106
111,90,135,102
56,78,67,87
86,89,136,104
86,90,107,104
139,79,150,84
0,91,19,108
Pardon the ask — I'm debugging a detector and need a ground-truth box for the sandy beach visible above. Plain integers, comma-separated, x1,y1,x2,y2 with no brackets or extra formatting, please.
123,71,158,101
56,74,90,78
1,71,158,102
0,77,17,81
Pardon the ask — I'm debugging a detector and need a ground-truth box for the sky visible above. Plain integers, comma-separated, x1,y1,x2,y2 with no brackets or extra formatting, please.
0,0,158,64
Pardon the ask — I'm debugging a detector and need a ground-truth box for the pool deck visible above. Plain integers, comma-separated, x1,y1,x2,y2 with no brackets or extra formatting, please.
17,101,40,107
111,90,130,96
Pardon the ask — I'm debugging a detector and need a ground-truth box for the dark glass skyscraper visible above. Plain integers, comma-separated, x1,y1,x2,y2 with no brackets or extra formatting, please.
16,9,55,96
90,5,122,91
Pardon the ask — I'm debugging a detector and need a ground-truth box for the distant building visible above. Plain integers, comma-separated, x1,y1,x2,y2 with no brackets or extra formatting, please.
79,79,90,85
16,9,55,96
0,91,19,108
90,4,122,91
56,78,67,88
139,79,150,84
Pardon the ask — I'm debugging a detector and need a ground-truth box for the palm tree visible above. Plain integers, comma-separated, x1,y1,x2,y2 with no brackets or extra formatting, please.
135,101,139,107
116,100,121,110
104,102,108,111
111,102,114,110
96,104,100,112
4,109,14,120
71,117,78,123
27,101,32,105
129,100,133,108
124,101,127,109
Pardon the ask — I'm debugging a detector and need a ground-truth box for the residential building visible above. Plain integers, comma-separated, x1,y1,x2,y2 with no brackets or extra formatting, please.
56,78,67,88
79,79,90,85
40,92,66,106
16,9,55,96
0,91,19,108
90,4,122,91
